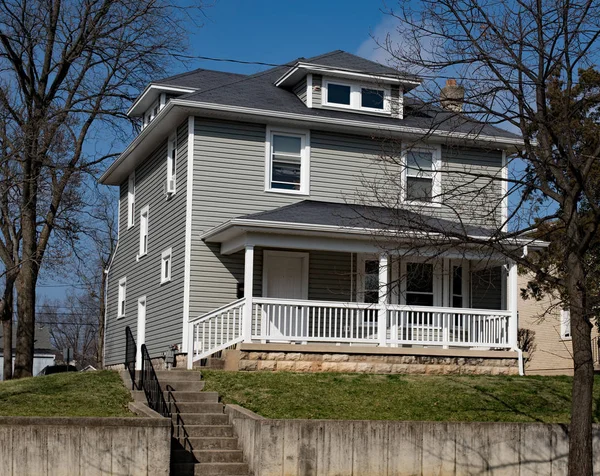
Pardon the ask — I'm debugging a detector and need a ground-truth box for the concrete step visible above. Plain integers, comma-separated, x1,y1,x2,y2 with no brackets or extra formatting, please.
172,413,229,425
132,391,146,402
172,402,224,413
172,462,249,476
174,425,234,438
155,370,202,381
163,380,206,392
170,391,219,403
183,437,240,450
173,449,244,463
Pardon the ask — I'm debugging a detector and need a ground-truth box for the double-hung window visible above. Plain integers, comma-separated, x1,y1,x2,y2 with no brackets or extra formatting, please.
118,277,127,318
167,134,177,195
403,146,441,203
406,262,435,306
161,248,172,284
323,80,390,113
139,206,149,257
266,129,309,194
127,173,135,228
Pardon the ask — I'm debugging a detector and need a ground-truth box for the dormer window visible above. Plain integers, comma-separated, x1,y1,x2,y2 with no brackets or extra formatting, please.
323,79,390,114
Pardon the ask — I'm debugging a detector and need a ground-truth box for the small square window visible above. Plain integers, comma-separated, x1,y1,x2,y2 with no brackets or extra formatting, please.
161,248,172,284
327,83,351,105
361,88,385,110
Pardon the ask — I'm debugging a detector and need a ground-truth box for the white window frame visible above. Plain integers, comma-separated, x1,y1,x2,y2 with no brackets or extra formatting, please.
322,78,391,114
143,99,160,128
560,310,571,340
264,126,310,195
167,133,177,195
127,173,135,228
399,259,443,307
117,277,127,318
401,144,442,206
355,254,383,327
139,205,149,258
161,248,172,284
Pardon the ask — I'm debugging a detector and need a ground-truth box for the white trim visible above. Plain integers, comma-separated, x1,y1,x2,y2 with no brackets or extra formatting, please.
501,150,508,231
167,132,177,196
274,62,421,88
306,74,313,108
128,84,197,116
402,144,442,206
262,250,309,300
264,126,310,195
117,277,127,318
100,99,526,185
138,205,149,257
161,247,172,284
243,246,254,342
322,78,391,115
127,173,135,228
181,116,194,352
560,310,572,340
399,258,442,306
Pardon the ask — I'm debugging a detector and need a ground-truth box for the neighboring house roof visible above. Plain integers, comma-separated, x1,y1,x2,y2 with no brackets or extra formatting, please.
0,325,54,354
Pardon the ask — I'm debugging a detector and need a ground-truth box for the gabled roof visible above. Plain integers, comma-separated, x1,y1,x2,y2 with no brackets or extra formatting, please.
0,325,54,354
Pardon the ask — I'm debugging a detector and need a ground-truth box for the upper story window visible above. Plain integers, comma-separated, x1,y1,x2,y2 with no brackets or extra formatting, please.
161,248,172,284
265,128,310,195
323,79,390,114
167,133,177,195
403,145,442,204
143,100,160,128
118,277,127,318
127,173,135,228
139,205,149,257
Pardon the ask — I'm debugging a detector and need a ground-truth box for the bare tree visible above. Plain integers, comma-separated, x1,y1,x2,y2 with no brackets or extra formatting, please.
0,0,205,378
363,1,600,474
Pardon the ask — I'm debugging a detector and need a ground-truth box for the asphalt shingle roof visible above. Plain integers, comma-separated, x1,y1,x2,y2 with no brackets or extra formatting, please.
154,50,520,141
239,200,496,237
0,325,54,353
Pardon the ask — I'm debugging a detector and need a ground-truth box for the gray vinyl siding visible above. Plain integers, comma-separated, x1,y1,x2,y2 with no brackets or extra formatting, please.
471,266,503,310
293,77,307,105
104,120,188,365
312,75,322,105
189,117,505,318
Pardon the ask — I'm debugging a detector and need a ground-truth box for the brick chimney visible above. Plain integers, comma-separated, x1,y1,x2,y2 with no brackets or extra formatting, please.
440,79,465,112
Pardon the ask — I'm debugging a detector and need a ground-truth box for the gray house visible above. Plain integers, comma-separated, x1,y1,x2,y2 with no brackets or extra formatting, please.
101,51,531,375
0,325,55,379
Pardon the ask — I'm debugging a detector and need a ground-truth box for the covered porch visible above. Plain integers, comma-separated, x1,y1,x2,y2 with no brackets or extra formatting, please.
187,201,523,373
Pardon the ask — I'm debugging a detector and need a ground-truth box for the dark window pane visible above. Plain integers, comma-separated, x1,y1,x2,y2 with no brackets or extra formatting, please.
452,266,463,296
328,84,351,105
273,135,301,154
406,151,433,176
406,177,433,201
407,263,433,293
364,291,378,304
361,88,384,109
452,296,463,308
365,260,379,275
272,161,301,190
406,293,434,306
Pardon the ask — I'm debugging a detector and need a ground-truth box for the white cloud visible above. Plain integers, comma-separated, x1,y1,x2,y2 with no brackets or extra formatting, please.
356,17,400,65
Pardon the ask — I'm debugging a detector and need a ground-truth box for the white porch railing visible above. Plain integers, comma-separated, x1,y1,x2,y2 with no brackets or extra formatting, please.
251,298,512,349
188,297,514,366
188,298,245,363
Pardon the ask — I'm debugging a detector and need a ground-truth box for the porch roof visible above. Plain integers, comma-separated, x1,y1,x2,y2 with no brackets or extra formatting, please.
201,200,547,256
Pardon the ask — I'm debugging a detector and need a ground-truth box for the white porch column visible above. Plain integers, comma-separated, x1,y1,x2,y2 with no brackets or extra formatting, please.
243,245,254,343
378,254,389,347
507,260,518,349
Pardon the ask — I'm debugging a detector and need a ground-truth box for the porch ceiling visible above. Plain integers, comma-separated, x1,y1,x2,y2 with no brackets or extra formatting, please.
201,200,547,257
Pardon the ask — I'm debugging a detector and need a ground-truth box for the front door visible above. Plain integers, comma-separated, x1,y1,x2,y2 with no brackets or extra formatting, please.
136,297,146,370
263,251,308,339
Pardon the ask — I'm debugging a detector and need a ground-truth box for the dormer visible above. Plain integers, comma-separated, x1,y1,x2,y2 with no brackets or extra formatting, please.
128,84,197,130
276,62,421,119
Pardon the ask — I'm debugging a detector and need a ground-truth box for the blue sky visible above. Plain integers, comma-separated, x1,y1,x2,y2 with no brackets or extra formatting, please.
38,0,394,300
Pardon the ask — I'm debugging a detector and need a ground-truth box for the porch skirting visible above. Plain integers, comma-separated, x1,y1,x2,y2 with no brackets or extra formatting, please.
225,344,519,375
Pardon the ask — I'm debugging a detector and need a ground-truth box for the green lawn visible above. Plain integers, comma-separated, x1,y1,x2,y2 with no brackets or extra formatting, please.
0,370,133,417
201,370,600,423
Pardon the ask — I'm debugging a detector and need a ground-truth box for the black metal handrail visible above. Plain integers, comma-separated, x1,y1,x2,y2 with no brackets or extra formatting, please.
165,384,195,453
140,343,171,418
125,326,138,390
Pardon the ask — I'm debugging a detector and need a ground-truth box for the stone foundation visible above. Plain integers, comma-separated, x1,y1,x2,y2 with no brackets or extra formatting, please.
236,350,518,375
106,353,187,371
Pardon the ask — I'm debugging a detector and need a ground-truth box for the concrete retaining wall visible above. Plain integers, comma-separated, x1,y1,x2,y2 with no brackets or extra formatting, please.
225,405,600,476
0,416,171,476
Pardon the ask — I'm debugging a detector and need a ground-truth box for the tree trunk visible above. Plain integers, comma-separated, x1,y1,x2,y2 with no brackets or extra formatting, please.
567,254,594,476
1,278,15,380
13,263,37,378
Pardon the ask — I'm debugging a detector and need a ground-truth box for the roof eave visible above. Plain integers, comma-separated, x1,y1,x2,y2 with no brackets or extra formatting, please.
127,84,198,117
